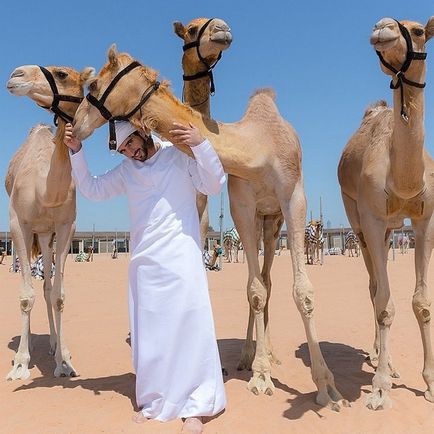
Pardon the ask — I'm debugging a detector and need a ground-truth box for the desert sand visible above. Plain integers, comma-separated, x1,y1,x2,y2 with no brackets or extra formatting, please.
1,250,434,434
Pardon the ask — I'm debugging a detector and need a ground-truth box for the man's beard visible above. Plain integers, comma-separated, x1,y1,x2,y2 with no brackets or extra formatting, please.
133,135,154,162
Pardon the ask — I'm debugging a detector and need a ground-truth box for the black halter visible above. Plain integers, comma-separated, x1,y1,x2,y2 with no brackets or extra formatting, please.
38,66,84,126
85,61,160,151
376,20,427,122
182,18,222,101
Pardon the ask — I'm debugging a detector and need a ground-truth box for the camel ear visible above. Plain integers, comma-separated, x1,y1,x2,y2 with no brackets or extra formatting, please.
425,16,434,41
108,44,119,67
79,67,96,86
173,21,185,39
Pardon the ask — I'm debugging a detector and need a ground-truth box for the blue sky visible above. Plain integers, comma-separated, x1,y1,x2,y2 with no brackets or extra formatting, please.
1,0,433,232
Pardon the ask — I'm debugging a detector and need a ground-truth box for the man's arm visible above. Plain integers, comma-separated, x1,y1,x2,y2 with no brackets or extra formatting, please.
65,123,126,201
169,122,226,195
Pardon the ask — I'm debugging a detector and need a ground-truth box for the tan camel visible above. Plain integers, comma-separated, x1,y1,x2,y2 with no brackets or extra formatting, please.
338,17,434,409
174,17,290,376
5,64,94,380
72,46,347,410
173,17,232,247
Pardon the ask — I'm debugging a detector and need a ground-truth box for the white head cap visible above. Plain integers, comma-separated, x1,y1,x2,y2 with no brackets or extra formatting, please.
113,121,137,150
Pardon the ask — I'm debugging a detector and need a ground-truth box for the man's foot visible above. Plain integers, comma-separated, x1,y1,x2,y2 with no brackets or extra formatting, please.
132,411,148,424
181,417,203,434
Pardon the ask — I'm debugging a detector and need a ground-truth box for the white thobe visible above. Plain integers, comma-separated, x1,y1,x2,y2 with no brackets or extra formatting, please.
70,138,226,421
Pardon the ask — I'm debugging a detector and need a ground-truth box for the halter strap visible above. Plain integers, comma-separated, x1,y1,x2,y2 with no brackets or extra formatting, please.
182,18,223,98
38,66,83,125
375,20,427,121
85,61,160,151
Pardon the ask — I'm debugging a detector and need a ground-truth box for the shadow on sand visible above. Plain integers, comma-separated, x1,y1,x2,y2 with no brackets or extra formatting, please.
7,334,138,410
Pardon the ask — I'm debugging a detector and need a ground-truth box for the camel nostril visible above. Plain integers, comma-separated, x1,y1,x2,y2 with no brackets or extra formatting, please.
11,69,25,79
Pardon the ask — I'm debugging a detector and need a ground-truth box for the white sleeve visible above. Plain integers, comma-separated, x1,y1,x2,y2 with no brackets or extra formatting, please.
70,148,126,201
187,139,226,195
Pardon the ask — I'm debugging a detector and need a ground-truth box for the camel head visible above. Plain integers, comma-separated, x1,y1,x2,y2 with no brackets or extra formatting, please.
370,17,434,79
7,65,95,123
173,18,232,67
73,45,162,142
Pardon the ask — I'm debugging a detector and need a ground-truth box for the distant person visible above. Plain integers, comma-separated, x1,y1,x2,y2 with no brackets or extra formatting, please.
0,246,5,265
87,246,94,262
112,246,118,259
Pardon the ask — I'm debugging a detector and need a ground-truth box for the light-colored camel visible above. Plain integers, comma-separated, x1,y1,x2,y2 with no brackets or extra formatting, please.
338,17,434,409
72,46,347,410
173,17,232,248
174,17,289,377
5,64,94,379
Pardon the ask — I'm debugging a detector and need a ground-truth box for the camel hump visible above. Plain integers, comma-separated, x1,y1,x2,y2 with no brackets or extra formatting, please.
249,88,276,101
363,100,388,119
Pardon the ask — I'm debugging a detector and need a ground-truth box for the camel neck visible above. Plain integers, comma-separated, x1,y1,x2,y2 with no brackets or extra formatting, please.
182,77,211,116
389,83,426,199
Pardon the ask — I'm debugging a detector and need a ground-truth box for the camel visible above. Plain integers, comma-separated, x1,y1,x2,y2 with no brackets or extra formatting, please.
72,46,347,410
338,17,434,409
174,17,293,378
173,17,232,248
5,64,94,379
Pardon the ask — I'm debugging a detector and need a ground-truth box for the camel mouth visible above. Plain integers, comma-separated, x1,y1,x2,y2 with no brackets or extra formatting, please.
6,80,32,95
210,31,233,47
372,39,399,52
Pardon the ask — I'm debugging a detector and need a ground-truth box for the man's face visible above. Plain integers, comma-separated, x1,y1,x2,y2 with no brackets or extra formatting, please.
118,133,153,162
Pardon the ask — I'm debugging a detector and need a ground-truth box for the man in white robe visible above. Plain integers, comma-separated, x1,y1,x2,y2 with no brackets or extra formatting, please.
64,121,226,433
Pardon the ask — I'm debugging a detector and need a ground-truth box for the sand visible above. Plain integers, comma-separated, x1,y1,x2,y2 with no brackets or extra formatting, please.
1,250,434,434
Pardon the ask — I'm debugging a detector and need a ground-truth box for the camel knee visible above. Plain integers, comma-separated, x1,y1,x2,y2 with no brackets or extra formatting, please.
19,296,35,313
375,303,395,326
293,278,314,317
413,290,431,323
50,293,64,312
248,278,267,313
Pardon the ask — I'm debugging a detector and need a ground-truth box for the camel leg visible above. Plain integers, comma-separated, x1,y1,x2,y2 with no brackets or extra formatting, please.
38,232,57,355
230,179,273,394
52,221,77,377
262,214,284,366
357,212,394,410
341,194,399,377
196,192,208,251
282,181,347,410
412,218,434,402
6,215,34,381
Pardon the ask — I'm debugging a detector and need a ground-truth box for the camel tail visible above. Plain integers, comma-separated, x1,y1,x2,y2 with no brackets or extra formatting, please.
250,88,276,101
31,234,41,259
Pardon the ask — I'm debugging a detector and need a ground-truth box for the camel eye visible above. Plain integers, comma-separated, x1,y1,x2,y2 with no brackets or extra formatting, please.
188,26,197,36
55,71,68,79
88,80,97,92
413,28,424,37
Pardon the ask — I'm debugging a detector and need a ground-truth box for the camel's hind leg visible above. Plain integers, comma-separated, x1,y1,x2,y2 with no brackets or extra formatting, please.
412,217,434,402
51,221,77,377
281,181,348,411
6,213,34,381
262,214,284,366
38,232,56,355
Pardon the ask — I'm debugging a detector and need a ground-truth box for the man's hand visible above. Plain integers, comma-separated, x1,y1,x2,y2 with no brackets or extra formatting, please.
169,122,205,147
64,123,82,153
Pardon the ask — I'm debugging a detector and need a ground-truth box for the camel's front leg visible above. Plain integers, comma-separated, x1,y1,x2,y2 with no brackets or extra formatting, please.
7,217,34,381
359,213,394,410
52,221,76,377
38,232,57,355
412,217,434,402
282,181,348,411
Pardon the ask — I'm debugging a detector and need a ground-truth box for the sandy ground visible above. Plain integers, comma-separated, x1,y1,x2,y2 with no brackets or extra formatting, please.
1,250,434,434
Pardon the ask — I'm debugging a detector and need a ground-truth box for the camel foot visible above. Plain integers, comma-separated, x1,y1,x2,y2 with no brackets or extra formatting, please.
316,385,350,412
181,417,203,434
54,360,77,378
267,351,281,366
424,389,434,403
247,372,275,396
132,411,149,424
365,388,392,410
6,362,31,381
365,350,379,364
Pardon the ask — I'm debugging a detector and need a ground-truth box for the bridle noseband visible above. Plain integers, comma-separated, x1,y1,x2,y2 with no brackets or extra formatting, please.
85,61,160,151
38,66,84,125
182,18,223,104
376,20,427,122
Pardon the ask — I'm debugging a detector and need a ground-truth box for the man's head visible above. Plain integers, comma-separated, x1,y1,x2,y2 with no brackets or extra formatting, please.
114,121,155,162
